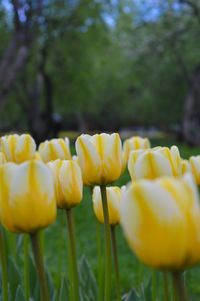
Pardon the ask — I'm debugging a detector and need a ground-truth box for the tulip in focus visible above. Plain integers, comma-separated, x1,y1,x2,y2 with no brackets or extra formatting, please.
0,160,56,233
189,156,200,185
121,174,200,270
47,159,83,209
93,186,122,225
38,138,71,163
1,134,36,163
76,133,122,185
123,136,150,170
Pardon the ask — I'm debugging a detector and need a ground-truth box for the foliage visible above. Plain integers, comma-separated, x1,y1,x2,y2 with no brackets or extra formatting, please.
0,0,200,136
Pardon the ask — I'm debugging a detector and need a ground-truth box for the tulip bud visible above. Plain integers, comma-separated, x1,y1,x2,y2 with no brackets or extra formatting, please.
0,152,6,164
181,159,191,175
92,186,122,225
121,174,200,270
156,146,182,176
128,149,173,180
0,160,56,233
47,160,83,209
1,134,36,163
38,138,71,163
128,146,182,181
123,136,150,170
189,156,200,185
76,133,122,185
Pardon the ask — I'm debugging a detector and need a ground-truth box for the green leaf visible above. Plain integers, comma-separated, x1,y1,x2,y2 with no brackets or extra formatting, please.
58,277,69,301
45,266,55,298
79,256,98,301
14,286,25,301
29,256,39,301
123,289,141,301
141,276,152,301
8,256,21,299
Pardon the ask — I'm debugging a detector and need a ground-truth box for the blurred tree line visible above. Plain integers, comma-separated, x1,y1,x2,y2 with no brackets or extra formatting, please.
0,0,200,144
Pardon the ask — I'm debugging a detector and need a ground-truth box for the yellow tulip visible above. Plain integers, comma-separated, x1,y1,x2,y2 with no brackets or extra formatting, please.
123,136,150,170
34,151,42,160
128,149,173,180
0,134,36,163
47,160,83,209
189,156,200,185
76,133,122,185
155,146,182,176
121,174,200,270
181,159,191,175
0,160,56,233
0,152,6,164
128,146,182,180
92,186,122,225
38,138,71,163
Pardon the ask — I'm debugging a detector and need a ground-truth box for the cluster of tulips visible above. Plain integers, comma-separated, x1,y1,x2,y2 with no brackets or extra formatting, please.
0,133,200,301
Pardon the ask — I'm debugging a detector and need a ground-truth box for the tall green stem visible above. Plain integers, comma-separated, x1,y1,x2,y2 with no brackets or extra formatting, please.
0,227,8,301
96,221,104,301
100,185,112,301
66,209,79,301
111,226,121,301
24,234,30,301
30,232,50,301
172,271,190,301
163,271,170,301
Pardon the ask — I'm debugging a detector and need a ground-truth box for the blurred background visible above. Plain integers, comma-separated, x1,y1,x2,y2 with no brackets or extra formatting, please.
0,0,200,145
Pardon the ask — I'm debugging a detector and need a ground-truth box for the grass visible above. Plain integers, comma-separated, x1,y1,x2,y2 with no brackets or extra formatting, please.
6,137,200,300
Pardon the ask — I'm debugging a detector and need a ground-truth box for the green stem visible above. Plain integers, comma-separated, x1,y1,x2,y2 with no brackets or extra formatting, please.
96,221,104,301
66,209,79,301
0,227,8,301
172,271,190,301
90,186,104,301
163,271,170,301
30,232,50,301
111,226,121,301
100,185,112,301
24,234,30,301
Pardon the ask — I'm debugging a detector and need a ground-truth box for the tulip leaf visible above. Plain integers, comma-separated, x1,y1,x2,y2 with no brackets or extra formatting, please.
45,266,55,298
58,277,69,301
122,289,141,301
14,285,25,301
29,256,39,301
141,276,152,301
8,256,22,299
79,256,98,301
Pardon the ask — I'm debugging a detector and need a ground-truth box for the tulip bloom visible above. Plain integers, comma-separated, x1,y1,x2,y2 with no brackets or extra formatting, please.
0,152,6,164
128,146,181,181
189,156,200,185
181,159,191,175
76,133,122,185
123,136,150,170
47,159,83,209
121,174,200,270
38,138,71,163
0,160,56,233
1,134,36,163
93,186,122,225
